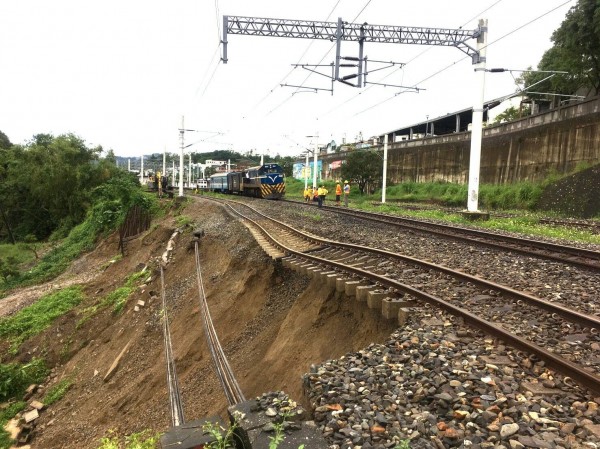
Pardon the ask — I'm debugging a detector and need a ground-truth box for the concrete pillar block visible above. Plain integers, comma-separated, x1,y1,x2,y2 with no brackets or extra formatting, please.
303,264,314,274
319,271,337,282
398,307,411,326
344,280,364,297
335,277,350,293
367,291,386,309
382,297,404,320
356,285,375,302
326,273,339,288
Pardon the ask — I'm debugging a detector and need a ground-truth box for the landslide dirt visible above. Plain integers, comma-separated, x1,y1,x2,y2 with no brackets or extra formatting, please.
12,198,397,449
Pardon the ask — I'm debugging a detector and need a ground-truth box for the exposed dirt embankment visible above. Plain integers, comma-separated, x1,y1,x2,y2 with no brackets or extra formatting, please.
18,199,396,449
536,164,600,218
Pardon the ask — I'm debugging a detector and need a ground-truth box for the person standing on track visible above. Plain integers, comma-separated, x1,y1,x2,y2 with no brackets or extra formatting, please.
318,185,328,208
335,182,342,206
304,186,311,203
343,180,350,207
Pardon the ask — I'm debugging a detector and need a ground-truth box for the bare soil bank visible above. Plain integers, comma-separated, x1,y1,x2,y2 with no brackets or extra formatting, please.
15,199,396,449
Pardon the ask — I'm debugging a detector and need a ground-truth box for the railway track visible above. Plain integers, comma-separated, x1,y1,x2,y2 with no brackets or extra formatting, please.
158,233,245,429
283,199,600,272
210,197,600,395
376,200,600,233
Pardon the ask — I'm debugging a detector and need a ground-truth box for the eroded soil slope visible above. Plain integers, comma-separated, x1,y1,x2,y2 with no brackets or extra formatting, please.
19,198,397,449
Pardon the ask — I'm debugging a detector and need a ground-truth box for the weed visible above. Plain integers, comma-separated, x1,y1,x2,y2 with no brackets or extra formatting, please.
43,379,72,406
268,421,285,449
202,420,236,449
0,359,48,402
97,430,159,449
175,214,193,228
394,440,411,449
0,401,26,449
299,211,322,221
0,286,84,353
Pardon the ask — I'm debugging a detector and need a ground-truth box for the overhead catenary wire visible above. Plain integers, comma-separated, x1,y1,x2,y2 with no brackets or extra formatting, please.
266,0,374,115
248,0,344,113
350,0,573,119
319,0,507,119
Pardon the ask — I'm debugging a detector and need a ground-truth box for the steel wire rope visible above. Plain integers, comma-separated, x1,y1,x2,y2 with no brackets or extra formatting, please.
317,0,506,118
350,0,573,118
266,0,374,116
194,242,245,405
160,266,186,426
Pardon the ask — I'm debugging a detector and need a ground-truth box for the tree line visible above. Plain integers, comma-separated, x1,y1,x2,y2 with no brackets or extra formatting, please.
523,0,600,100
0,131,134,244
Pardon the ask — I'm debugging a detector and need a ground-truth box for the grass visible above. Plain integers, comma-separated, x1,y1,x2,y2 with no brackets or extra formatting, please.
175,214,194,227
97,430,159,449
0,286,85,353
77,269,148,328
288,176,599,244
0,244,35,265
370,202,600,244
43,378,72,406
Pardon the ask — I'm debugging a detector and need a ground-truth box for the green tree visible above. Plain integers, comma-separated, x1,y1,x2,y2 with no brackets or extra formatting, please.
0,133,124,241
341,151,382,194
493,105,531,124
0,131,11,150
522,0,600,97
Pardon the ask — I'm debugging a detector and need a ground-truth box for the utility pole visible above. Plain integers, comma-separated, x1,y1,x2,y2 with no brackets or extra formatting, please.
304,152,310,191
467,19,488,213
313,135,318,189
140,155,144,186
382,134,388,204
179,116,185,197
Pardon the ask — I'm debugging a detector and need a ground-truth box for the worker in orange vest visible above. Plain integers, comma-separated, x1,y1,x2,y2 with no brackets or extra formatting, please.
335,182,342,206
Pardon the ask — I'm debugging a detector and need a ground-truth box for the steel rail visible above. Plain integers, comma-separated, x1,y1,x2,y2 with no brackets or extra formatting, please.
370,200,600,233
194,242,245,405
160,266,186,426
300,202,600,271
216,198,600,395
220,199,600,329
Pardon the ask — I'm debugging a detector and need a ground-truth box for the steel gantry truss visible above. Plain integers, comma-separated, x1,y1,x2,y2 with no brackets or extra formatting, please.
221,14,491,213
221,16,485,88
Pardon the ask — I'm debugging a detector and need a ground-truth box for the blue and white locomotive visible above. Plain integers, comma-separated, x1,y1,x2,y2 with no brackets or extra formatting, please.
208,163,285,199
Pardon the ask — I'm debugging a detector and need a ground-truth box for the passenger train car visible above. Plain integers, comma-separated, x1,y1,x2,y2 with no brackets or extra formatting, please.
208,163,285,199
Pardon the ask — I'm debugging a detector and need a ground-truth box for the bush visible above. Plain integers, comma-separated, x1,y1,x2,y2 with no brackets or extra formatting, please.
0,359,48,402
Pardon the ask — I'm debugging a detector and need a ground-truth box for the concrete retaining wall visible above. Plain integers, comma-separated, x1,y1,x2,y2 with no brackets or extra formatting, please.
386,96,600,184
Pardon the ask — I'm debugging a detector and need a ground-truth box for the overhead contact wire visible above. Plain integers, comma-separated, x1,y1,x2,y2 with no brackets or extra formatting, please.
352,0,573,117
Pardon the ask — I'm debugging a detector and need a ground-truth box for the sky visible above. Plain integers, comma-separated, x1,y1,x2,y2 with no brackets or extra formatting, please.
0,0,574,159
